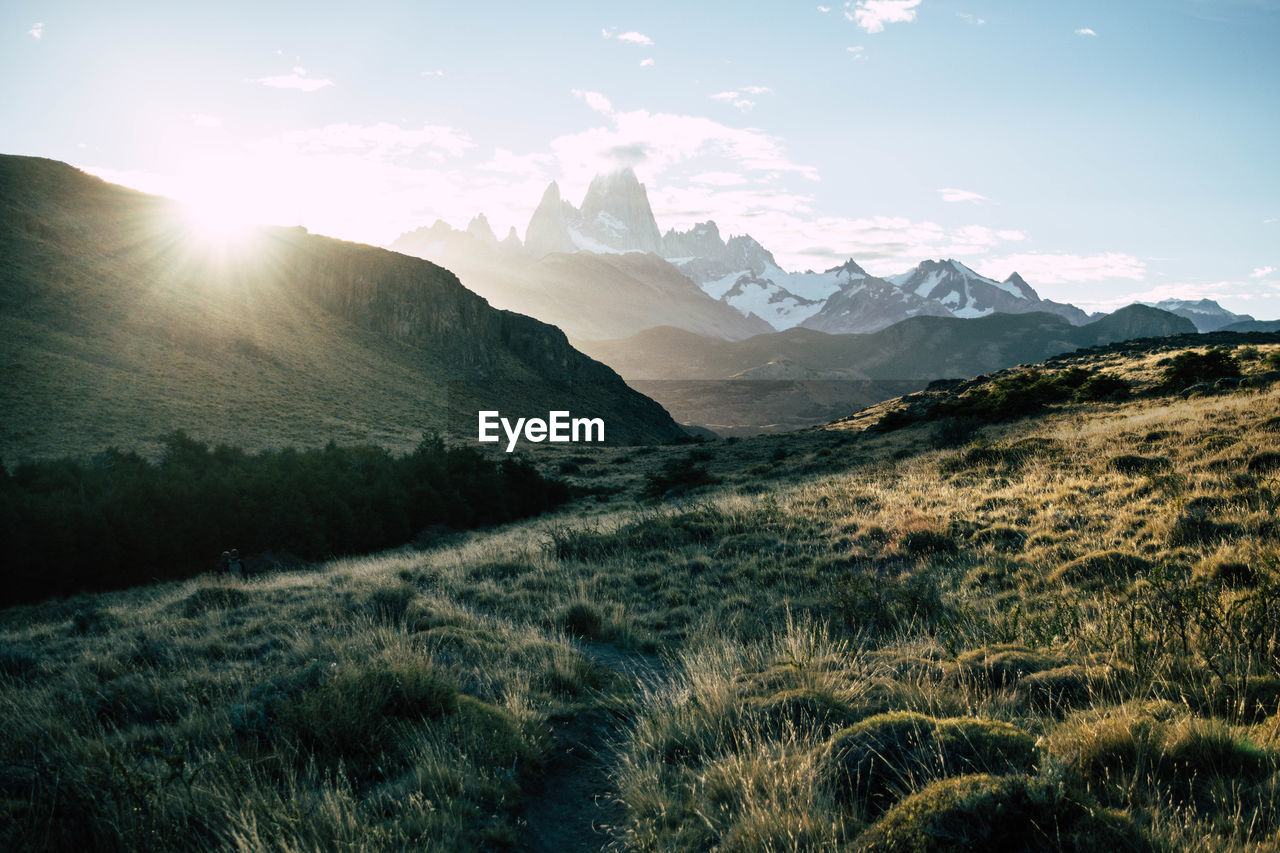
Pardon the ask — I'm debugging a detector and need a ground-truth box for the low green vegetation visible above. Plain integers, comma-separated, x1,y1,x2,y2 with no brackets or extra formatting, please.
0,431,569,605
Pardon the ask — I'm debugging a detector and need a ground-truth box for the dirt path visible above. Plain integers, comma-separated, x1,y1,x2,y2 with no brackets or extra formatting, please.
517,642,668,853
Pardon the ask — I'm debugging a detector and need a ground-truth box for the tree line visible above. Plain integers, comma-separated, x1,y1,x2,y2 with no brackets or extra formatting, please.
0,432,569,606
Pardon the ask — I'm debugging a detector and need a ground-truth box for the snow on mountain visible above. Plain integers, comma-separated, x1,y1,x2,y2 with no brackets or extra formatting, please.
411,171,1112,339
662,224,849,328
1145,299,1255,333
886,258,1037,317
799,264,953,334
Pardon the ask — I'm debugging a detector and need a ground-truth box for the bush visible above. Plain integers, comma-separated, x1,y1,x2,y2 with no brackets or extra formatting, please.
272,659,461,777
899,529,958,557
746,687,861,736
1159,349,1240,390
1247,452,1280,474
1018,665,1127,713
1075,373,1131,402
556,600,606,639
1108,455,1171,476
956,645,1062,687
1050,712,1276,810
1051,551,1152,588
854,774,1153,853
641,454,722,499
819,711,1038,814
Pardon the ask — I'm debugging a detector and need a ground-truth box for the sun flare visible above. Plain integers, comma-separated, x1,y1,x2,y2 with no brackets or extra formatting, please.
179,197,254,249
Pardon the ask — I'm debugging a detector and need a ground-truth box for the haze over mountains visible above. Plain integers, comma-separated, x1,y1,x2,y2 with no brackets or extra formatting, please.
386,166,1265,434
390,167,1205,340
0,155,685,462
576,307,1196,434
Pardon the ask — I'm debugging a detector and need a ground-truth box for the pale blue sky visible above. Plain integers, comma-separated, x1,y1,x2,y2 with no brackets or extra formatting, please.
2,1,1277,314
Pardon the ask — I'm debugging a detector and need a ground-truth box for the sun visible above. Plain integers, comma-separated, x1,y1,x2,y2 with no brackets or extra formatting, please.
179,195,254,250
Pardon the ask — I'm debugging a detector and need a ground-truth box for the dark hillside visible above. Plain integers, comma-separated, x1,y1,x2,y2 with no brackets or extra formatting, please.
0,155,684,461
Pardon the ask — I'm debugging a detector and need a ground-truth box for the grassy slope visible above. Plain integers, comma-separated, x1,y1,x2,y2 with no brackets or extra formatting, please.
2,341,1279,851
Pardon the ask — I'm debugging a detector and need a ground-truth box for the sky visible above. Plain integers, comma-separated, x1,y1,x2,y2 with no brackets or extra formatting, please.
2,0,1277,315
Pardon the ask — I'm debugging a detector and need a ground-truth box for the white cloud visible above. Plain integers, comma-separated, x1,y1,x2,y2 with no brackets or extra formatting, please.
847,46,866,59
845,0,922,34
710,91,756,112
602,28,653,46
254,66,334,91
28,22,43,39
1252,266,1276,278
548,102,820,197
939,187,987,203
973,252,1146,286
421,70,445,78
957,12,984,24
1075,28,1097,36
818,5,832,12
572,89,614,115
640,57,655,67
742,86,773,95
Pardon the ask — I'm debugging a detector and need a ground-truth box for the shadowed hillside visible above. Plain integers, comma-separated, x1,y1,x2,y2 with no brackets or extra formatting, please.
0,155,685,462
575,308,1198,435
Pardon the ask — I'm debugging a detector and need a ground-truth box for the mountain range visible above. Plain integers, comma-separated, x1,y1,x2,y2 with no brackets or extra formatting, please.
0,155,685,462
574,306,1195,434
391,168,1206,340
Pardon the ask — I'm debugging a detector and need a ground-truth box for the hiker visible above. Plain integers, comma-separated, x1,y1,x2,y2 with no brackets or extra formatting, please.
227,549,244,581
218,550,231,576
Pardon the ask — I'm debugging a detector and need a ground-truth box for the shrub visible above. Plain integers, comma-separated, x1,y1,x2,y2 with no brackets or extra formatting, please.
1075,373,1131,402
1197,559,1259,588
273,659,461,777
746,687,861,736
1051,551,1153,588
1017,664,1127,714
1168,513,1239,546
854,774,1153,853
1159,348,1240,390
819,712,1038,814
1246,452,1280,474
1049,711,1276,809
956,645,1062,687
642,454,722,499
557,600,606,639
1108,455,1171,476
830,572,950,635
899,529,958,557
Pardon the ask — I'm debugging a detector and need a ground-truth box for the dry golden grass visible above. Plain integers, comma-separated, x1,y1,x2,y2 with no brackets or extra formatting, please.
3,341,1280,850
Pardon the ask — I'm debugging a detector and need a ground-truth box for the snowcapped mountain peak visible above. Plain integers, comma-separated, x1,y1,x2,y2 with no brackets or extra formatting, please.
525,169,664,256
1147,298,1255,332
826,258,869,279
